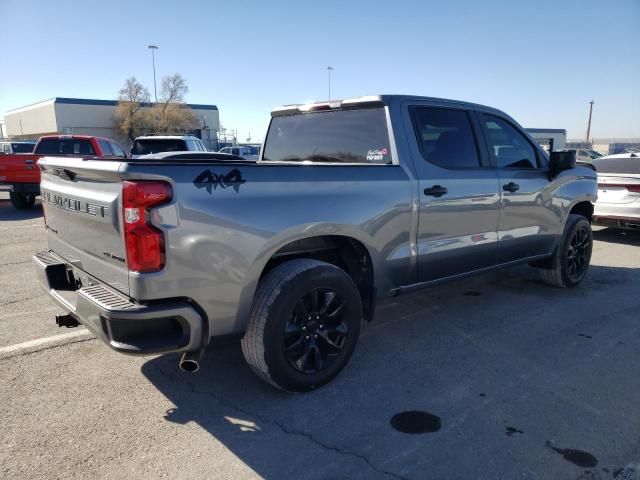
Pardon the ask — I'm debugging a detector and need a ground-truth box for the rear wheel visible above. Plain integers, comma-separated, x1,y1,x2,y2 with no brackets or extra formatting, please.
241,259,362,392
537,214,593,287
10,192,36,210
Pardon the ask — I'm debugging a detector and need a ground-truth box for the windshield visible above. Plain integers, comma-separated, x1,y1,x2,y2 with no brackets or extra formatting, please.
593,155,640,174
131,139,187,155
262,107,391,164
11,143,36,153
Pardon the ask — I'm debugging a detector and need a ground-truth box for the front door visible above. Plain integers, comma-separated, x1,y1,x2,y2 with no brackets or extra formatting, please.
406,105,502,282
478,113,558,262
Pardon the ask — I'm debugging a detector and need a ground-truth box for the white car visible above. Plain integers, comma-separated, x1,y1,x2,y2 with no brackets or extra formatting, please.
592,152,640,230
130,135,208,158
562,148,604,163
0,140,37,154
218,145,260,160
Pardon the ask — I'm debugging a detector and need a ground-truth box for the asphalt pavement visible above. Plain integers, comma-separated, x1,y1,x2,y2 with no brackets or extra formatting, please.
1,191,639,480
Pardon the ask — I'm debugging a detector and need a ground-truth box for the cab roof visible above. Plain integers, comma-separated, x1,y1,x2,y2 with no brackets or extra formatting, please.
271,94,505,117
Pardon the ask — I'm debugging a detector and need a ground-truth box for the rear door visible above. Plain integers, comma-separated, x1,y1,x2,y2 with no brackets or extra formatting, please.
405,104,501,282
39,157,130,294
478,113,558,262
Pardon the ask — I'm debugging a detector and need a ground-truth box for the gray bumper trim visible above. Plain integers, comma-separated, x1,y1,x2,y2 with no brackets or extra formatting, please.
33,250,204,355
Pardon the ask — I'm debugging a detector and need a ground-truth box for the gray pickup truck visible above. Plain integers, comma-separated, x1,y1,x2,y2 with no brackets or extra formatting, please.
34,95,597,392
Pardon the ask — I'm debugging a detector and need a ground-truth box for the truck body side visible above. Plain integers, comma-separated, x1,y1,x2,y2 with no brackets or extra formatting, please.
33,95,597,387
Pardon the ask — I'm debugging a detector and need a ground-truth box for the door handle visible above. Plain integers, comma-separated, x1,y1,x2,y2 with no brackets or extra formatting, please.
503,182,520,193
424,185,448,197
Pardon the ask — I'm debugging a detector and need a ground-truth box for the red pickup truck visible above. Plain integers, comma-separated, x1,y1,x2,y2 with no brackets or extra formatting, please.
0,135,127,209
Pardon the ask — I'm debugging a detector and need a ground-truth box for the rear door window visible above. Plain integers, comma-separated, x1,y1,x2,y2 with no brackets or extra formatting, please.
109,142,127,157
98,139,113,156
36,138,95,155
481,115,540,169
411,107,480,168
131,139,187,155
262,107,391,164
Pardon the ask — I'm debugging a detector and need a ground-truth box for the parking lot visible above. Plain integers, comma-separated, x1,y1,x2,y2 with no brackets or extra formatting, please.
1,191,639,480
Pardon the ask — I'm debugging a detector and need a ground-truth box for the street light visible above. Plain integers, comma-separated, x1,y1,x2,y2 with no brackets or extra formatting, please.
327,66,334,100
148,45,159,103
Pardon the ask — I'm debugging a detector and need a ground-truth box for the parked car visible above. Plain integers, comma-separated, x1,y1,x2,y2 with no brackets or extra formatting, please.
562,148,604,163
0,140,37,154
34,95,597,392
218,145,260,160
130,135,208,158
592,152,640,230
0,135,127,209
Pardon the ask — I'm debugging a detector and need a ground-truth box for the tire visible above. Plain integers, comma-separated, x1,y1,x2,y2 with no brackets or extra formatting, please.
537,214,593,287
10,192,36,210
241,259,363,392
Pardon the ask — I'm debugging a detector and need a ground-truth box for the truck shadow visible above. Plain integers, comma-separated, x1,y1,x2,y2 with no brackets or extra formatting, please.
141,263,640,479
0,197,42,221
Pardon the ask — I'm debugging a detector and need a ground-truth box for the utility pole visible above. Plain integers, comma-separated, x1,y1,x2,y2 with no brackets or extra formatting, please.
148,45,159,103
585,100,594,143
327,66,334,99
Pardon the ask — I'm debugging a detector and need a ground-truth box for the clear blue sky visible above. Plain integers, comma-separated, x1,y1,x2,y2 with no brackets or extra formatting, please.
1,0,638,141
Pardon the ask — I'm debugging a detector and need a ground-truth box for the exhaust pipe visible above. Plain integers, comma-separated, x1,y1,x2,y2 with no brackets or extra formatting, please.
179,348,204,373
56,313,80,328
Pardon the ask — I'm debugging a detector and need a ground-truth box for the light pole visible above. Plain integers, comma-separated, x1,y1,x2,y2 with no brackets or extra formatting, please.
585,100,594,143
148,45,159,103
327,66,334,99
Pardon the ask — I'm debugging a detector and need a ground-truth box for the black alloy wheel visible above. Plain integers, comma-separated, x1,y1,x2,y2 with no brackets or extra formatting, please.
566,225,591,281
283,288,348,374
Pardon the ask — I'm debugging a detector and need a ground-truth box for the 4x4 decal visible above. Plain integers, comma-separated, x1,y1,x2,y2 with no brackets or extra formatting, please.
193,168,246,193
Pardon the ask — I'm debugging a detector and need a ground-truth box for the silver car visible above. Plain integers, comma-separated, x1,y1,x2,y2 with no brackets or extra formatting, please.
593,153,640,230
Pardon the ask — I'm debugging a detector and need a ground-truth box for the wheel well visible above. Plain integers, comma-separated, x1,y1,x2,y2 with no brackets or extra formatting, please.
260,236,375,321
569,201,594,222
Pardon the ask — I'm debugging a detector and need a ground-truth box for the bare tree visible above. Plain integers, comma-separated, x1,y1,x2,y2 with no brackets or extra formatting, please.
114,77,150,142
148,73,198,134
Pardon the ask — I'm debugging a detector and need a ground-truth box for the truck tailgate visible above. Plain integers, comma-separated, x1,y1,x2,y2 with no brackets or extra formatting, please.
0,154,40,184
39,157,129,295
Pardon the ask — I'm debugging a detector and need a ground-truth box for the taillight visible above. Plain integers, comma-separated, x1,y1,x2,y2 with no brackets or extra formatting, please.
598,183,640,193
122,181,172,273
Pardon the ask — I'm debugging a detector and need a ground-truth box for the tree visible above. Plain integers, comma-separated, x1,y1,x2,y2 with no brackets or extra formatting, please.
148,73,198,134
114,77,150,142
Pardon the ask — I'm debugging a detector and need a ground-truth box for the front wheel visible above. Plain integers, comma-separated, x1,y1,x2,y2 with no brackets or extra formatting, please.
537,214,593,287
10,192,36,210
241,259,362,392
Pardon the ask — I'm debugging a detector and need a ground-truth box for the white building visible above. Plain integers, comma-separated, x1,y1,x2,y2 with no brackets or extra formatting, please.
526,128,567,152
3,97,220,148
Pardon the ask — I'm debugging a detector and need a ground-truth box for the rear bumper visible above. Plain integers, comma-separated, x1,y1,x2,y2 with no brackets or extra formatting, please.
593,203,640,229
0,183,40,194
33,250,205,355
592,215,640,230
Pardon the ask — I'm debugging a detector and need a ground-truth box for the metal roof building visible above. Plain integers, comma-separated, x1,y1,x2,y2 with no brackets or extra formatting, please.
3,97,220,148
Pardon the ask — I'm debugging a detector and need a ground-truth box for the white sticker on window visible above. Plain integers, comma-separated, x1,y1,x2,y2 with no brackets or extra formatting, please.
366,147,388,162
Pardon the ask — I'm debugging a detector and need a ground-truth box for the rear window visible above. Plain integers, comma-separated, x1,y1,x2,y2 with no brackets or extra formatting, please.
593,155,640,174
11,143,36,153
36,138,95,155
131,139,187,155
262,107,391,164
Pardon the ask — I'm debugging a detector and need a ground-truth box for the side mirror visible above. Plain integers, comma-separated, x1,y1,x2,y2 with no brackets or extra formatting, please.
549,150,576,172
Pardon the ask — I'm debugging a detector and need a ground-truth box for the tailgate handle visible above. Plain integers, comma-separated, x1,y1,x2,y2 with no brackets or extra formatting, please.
52,168,77,181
